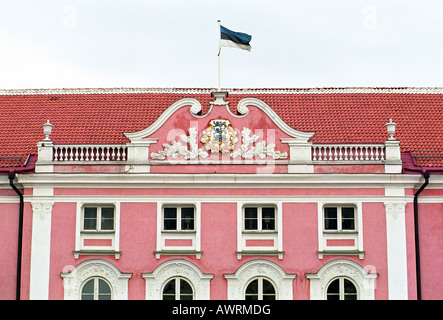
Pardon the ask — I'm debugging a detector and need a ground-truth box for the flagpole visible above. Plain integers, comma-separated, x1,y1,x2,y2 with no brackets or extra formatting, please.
217,20,221,92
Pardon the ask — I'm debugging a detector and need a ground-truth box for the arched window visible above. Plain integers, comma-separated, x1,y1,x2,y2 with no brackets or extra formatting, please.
162,277,194,300
81,277,112,300
61,259,131,300
306,259,377,300
245,278,276,300
224,259,295,300
326,277,358,300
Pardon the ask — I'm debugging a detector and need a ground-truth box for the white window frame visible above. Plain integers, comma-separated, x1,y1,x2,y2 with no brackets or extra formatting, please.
244,277,277,300
155,202,201,259
74,202,121,259
317,202,364,259
243,205,277,232
326,277,358,300
237,202,283,259
82,205,115,232
162,277,194,300
162,205,196,232
80,277,113,300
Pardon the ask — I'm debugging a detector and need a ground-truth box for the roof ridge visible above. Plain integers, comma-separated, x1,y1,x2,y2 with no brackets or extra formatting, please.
1,87,443,95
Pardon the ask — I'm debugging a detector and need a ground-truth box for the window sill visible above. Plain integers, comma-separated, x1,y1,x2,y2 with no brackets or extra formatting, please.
242,231,278,234
161,230,196,234
73,250,121,259
154,250,202,260
317,250,365,260
236,250,284,260
80,230,115,234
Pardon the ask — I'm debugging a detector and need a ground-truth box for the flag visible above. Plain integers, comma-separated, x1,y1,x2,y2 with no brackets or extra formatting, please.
219,25,252,52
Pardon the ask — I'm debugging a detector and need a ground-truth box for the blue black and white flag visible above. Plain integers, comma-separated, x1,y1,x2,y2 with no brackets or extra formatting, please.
219,25,252,52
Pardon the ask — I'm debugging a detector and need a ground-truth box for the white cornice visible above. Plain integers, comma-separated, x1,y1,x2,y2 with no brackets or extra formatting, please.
1,87,443,96
16,173,422,189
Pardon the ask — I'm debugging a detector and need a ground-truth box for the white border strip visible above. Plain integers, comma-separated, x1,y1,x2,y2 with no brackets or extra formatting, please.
1,87,443,96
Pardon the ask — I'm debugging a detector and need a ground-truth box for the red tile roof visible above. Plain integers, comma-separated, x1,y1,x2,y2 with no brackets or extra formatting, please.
1,87,442,168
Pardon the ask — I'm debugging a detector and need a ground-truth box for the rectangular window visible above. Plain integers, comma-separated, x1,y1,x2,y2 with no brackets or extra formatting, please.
244,206,276,231
82,206,115,232
324,206,355,232
163,206,195,231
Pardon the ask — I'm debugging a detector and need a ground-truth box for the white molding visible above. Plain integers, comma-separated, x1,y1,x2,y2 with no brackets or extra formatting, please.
235,98,315,142
236,202,283,259
224,259,296,300
142,259,214,300
61,259,132,300
306,259,378,300
155,201,201,259
2,87,443,96
317,202,364,259
16,173,423,189
29,201,54,299
384,201,408,299
124,98,202,141
74,201,121,259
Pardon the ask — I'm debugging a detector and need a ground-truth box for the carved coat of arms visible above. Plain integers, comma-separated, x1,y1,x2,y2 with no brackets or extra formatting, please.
200,119,239,154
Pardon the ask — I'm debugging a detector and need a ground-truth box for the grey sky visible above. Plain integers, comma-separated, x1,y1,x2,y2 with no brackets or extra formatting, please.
0,0,442,89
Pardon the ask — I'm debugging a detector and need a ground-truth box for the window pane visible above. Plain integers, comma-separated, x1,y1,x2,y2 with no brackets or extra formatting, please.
180,279,193,294
83,208,97,230
324,207,337,230
262,279,276,301
245,279,259,300
245,207,258,230
98,279,112,300
262,279,275,294
326,279,340,300
81,279,94,300
162,279,176,300
245,279,258,294
344,279,357,293
181,207,195,230
179,279,193,300
100,208,114,230
262,207,275,230
341,207,355,230
164,207,177,230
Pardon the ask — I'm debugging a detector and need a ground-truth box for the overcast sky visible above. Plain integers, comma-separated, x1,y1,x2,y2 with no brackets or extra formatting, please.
1,0,443,90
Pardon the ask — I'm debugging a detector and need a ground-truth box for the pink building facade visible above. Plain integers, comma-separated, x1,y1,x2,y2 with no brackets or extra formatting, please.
0,88,442,300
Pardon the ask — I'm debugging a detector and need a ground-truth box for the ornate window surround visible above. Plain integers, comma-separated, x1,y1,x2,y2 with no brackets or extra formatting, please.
306,259,378,300
142,259,214,300
224,259,296,300
60,259,132,300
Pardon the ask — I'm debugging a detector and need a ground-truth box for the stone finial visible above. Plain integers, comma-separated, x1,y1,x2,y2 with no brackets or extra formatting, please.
42,120,54,141
385,119,397,140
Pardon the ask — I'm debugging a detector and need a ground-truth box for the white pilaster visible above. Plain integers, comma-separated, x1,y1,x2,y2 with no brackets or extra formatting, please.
29,201,54,300
384,201,408,299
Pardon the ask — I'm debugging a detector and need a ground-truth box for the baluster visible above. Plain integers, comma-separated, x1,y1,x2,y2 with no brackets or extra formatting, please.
53,147,59,161
344,147,348,161
85,148,90,161
312,147,317,161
